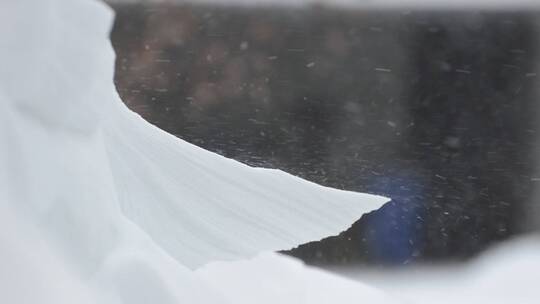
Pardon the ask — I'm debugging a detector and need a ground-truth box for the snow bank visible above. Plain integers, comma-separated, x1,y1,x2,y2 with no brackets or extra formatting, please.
340,236,540,304
1,0,538,303
105,103,387,268
0,0,389,303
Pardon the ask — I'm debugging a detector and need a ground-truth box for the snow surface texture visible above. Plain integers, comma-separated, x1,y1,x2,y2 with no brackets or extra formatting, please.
1,0,538,303
0,0,394,303
339,236,540,304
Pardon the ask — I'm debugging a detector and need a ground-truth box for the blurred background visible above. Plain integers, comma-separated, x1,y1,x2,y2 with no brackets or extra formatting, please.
106,0,540,267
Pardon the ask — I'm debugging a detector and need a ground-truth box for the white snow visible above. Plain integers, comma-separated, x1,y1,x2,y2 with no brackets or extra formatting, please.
105,101,388,268
196,252,398,304
339,236,540,304
0,0,539,303
0,0,390,303
198,236,540,303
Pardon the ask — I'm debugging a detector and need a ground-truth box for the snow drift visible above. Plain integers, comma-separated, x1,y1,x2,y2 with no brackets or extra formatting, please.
1,0,539,303
0,0,390,303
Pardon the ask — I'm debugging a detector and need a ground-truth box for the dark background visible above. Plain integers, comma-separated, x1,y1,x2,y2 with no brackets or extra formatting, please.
110,3,540,266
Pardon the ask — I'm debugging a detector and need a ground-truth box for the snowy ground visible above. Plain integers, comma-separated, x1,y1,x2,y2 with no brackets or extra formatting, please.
337,236,540,304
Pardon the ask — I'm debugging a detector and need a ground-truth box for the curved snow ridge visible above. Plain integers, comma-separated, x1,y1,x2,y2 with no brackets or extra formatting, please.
0,0,389,303
105,99,389,269
5,1,539,304
1,0,388,273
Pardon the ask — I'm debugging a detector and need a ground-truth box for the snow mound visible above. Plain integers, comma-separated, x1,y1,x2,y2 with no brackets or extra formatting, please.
3,1,537,303
343,236,540,304
0,0,389,303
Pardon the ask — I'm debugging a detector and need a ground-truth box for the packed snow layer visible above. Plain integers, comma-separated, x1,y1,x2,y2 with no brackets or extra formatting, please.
1,0,539,303
105,100,388,268
196,252,398,304
0,0,390,303
0,0,387,268
340,236,540,304
198,236,540,304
